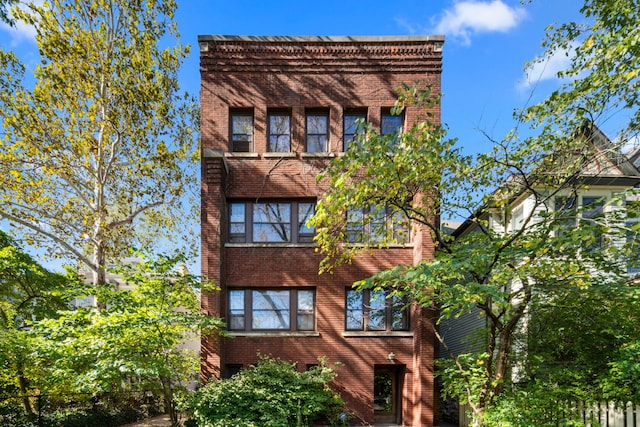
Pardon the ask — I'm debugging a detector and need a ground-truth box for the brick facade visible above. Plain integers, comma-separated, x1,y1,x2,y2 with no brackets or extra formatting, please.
199,35,443,426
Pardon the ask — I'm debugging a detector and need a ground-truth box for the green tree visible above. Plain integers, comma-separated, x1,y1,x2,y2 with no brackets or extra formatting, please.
0,0,198,286
311,80,638,426
523,0,640,145
0,230,71,415
0,0,16,25
33,252,224,425
182,356,345,427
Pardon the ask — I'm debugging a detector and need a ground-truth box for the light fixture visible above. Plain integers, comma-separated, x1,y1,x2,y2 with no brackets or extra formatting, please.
387,352,396,361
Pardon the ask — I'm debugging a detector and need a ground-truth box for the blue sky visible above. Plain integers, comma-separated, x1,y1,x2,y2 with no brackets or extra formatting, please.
0,0,588,269
1,0,587,154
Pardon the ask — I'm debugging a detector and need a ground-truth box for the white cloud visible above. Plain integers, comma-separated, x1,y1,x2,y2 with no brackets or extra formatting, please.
433,0,526,45
0,0,44,47
518,42,578,90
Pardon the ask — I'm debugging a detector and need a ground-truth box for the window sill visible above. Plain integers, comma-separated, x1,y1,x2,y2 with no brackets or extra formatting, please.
227,331,321,338
262,152,297,158
301,152,336,158
226,243,317,248
342,331,413,338
225,152,260,158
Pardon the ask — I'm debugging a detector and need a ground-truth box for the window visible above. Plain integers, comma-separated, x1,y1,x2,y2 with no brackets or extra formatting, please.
268,110,291,152
230,110,253,152
306,110,329,153
511,205,524,232
581,196,606,250
381,109,403,146
224,364,243,379
345,205,408,244
228,289,315,331
343,110,367,151
229,201,315,243
345,289,408,331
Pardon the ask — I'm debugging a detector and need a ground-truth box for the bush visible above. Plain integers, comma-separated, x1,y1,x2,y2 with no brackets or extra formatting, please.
182,356,345,427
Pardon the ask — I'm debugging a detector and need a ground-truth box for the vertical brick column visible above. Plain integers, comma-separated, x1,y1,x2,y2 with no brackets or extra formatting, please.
200,149,228,382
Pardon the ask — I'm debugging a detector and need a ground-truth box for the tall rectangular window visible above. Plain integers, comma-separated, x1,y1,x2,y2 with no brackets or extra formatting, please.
227,289,316,332
228,201,315,244
381,109,403,147
343,111,367,151
306,110,329,153
268,110,291,152
345,289,408,331
230,110,254,152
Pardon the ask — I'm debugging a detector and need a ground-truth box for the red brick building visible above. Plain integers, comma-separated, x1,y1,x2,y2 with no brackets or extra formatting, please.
199,35,443,426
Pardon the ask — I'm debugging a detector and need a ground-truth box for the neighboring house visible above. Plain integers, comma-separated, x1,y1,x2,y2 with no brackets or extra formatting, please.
439,123,640,425
198,35,444,426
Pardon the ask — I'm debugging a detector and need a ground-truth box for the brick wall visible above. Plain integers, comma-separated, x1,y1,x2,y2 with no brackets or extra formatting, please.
200,35,442,426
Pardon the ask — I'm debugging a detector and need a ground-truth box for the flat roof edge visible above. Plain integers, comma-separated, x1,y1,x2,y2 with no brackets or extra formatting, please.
197,35,445,43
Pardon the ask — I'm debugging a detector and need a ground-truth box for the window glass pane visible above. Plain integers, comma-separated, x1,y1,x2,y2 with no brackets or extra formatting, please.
306,114,328,153
269,114,291,152
368,205,386,243
381,114,402,135
368,290,387,330
391,210,409,242
230,203,245,233
252,290,290,329
297,290,315,330
253,203,291,242
346,290,364,330
298,203,315,239
229,290,245,330
344,114,366,150
391,295,408,330
231,114,253,152
346,208,364,243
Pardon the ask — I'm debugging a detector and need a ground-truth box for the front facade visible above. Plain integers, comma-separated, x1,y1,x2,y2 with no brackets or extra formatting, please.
199,35,443,426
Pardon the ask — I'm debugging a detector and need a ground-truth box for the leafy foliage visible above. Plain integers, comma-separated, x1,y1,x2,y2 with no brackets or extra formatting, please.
0,230,72,413
0,0,199,285
31,252,224,424
182,356,346,427
313,74,639,425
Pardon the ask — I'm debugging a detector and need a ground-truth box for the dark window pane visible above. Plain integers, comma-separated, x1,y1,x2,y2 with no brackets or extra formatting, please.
381,114,402,135
306,114,328,153
391,295,409,330
344,113,366,151
252,290,290,329
346,290,364,330
253,203,291,242
268,114,291,152
298,203,315,242
346,208,364,243
229,290,245,330
297,290,315,330
368,290,387,330
229,203,246,242
231,114,253,152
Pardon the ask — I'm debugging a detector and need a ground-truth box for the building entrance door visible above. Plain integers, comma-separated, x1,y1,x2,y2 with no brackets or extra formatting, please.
374,366,401,424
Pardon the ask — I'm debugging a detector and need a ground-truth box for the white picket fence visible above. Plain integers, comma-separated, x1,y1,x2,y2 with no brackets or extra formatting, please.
457,402,639,427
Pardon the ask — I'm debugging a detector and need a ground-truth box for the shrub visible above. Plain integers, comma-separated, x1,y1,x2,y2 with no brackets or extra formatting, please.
182,356,345,427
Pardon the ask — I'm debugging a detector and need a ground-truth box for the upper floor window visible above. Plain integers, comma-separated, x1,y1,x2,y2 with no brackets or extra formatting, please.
345,205,409,244
345,289,408,331
228,288,315,331
230,109,253,152
229,201,315,243
343,110,367,151
381,109,403,139
306,110,329,153
268,110,291,152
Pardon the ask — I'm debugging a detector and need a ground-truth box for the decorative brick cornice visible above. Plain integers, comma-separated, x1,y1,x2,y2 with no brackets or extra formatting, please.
198,35,444,74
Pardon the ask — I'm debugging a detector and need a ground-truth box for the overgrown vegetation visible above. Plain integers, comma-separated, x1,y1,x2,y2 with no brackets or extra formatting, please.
181,356,346,427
